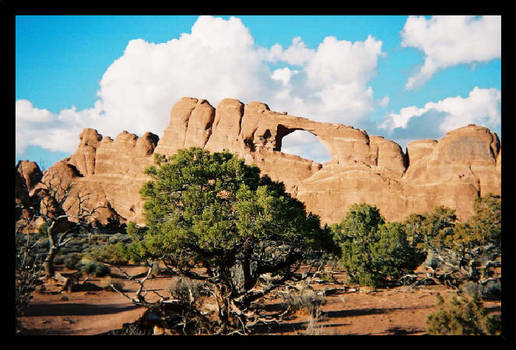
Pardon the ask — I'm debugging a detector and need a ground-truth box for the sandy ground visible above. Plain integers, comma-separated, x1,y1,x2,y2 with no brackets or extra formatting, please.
19,265,501,336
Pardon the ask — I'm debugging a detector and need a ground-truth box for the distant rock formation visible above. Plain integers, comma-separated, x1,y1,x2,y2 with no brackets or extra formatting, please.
15,97,501,229
15,160,43,221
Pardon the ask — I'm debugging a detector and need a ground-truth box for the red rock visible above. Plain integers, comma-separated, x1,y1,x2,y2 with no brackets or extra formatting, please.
24,98,501,226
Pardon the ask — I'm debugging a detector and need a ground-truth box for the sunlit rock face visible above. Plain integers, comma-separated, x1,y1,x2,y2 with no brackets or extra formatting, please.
24,97,501,226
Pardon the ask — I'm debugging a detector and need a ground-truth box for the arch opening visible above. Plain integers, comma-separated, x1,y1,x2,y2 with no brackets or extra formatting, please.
279,129,332,163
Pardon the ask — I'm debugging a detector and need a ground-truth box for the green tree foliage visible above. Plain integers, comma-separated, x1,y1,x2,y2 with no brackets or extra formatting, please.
402,206,459,270
122,221,149,263
402,195,501,288
453,194,501,251
87,222,149,265
420,206,458,249
402,196,500,253
402,213,428,268
426,293,501,335
331,203,419,288
135,147,331,331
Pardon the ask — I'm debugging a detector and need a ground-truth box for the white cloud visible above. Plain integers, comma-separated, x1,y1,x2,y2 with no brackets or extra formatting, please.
16,100,104,154
379,87,501,142
401,16,501,89
16,100,54,123
267,34,384,125
306,35,383,88
271,67,299,86
267,36,315,66
16,15,386,160
96,15,266,138
378,96,390,108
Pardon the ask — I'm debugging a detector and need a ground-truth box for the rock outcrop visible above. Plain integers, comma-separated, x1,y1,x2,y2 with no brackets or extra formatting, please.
15,160,43,221
16,97,501,228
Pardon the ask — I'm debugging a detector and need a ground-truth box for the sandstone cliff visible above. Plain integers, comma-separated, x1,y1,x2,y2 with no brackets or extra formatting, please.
16,97,501,228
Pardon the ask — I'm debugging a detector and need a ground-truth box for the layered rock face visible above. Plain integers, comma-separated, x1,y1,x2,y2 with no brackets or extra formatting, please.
17,97,501,227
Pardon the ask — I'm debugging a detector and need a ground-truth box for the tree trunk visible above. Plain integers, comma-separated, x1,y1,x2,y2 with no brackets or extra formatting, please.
44,245,58,278
213,284,229,331
150,260,160,277
44,223,58,279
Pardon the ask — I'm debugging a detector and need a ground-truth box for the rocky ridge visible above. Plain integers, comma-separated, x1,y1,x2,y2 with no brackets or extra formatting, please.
16,97,501,228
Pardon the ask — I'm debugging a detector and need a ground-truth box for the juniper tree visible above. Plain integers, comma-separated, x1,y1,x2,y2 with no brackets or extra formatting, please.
331,203,419,288
134,148,331,334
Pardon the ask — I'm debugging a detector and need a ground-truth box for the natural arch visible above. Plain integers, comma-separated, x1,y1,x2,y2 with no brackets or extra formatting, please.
278,128,332,163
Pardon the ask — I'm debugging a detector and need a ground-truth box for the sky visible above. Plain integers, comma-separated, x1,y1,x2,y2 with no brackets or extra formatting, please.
15,15,502,168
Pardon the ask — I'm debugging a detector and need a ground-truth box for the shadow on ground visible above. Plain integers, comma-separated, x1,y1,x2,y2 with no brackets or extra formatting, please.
24,303,140,317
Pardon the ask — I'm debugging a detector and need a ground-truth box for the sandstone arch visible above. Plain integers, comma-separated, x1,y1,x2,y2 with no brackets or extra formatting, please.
24,97,500,226
277,128,332,163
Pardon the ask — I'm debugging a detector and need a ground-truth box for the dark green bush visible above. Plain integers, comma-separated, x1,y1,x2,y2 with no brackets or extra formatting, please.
80,260,110,277
54,253,82,270
331,203,420,288
403,195,501,286
64,253,81,270
88,242,131,265
426,293,501,335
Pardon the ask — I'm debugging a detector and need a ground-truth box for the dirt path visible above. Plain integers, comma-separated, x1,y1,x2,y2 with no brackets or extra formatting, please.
20,266,146,335
278,285,457,335
19,266,501,336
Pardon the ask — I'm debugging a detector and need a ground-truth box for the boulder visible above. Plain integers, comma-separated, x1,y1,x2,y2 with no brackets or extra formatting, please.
16,160,43,192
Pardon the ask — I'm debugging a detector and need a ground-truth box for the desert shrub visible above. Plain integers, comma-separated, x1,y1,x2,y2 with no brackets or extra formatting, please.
460,279,501,301
281,288,326,317
331,204,420,288
108,233,132,244
98,276,124,292
315,271,337,284
88,242,131,266
168,277,207,305
459,281,484,300
64,254,81,269
79,259,110,277
54,252,81,270
406,195,501,287
15,234,43,334
426,293,501,335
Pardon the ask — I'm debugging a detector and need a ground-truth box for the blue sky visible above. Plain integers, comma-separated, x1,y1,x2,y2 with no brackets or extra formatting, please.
15,15,501,168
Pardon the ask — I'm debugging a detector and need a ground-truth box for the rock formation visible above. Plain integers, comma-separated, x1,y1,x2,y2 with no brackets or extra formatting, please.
15,160,43,221
16,97,501,229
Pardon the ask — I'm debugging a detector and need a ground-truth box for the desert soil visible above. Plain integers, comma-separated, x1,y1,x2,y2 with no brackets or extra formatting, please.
19,265,501,336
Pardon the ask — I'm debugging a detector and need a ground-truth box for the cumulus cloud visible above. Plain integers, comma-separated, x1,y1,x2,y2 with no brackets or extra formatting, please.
271,67,299,87
266,34,384,125
267,36,315,65
96,16,267,137
16,15,386,160
379,87,501,146
401,16,501,90
16,99,104,153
